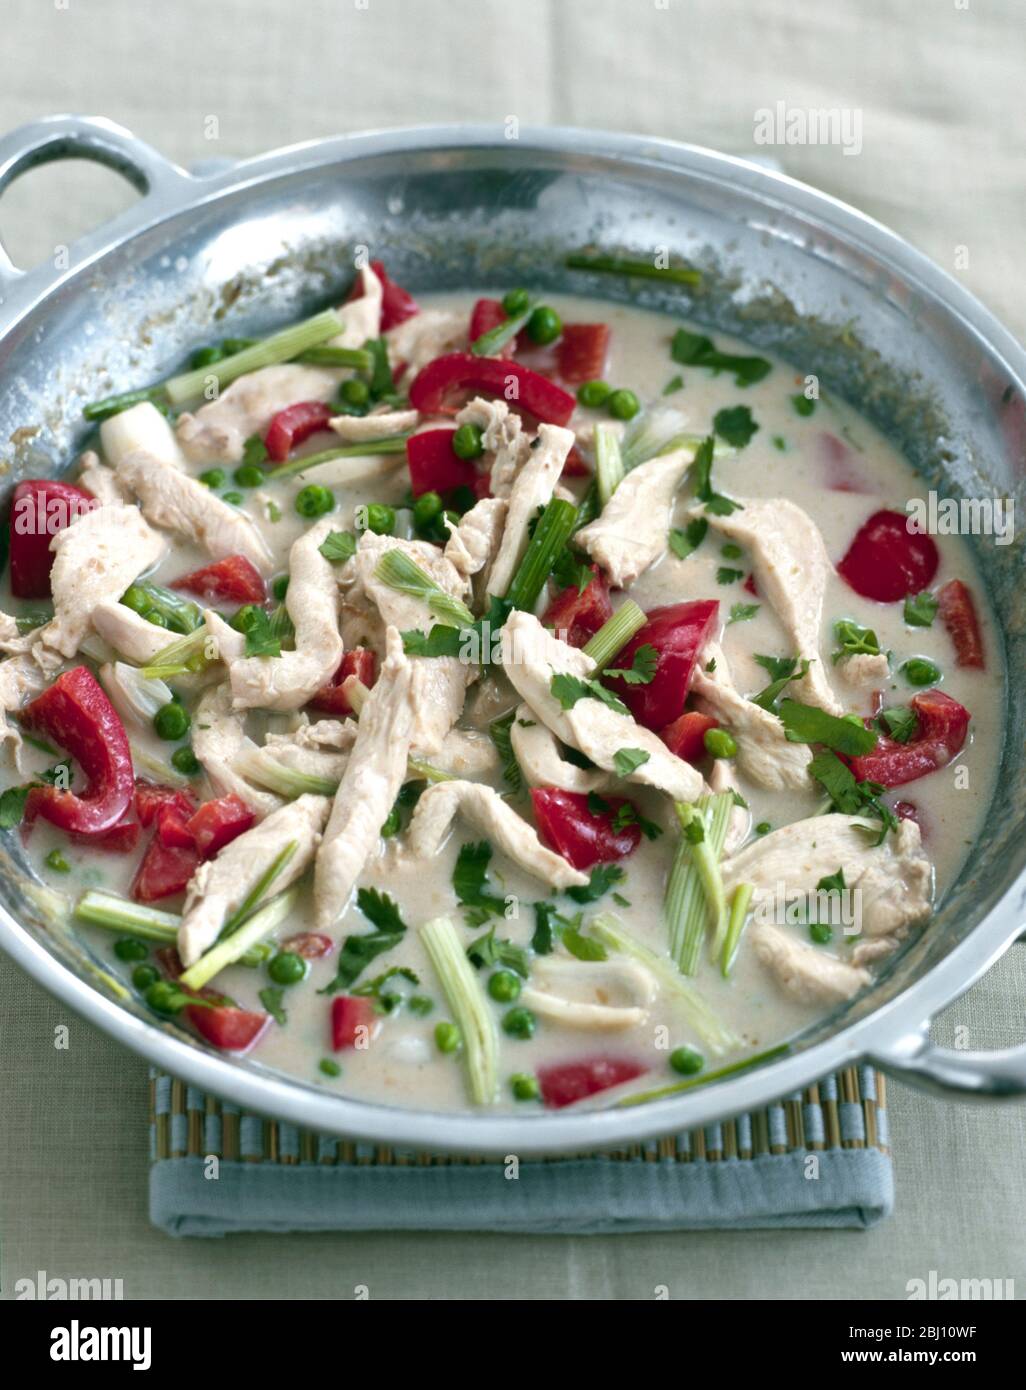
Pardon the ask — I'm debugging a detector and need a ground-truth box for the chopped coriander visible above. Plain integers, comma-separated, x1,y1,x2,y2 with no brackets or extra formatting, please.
877,705,919,743
662,374,684,395
466,926,530,978
904,591,939,628
453,841,507,924
713,404,759,448
669,515,708,560
318,530,358,563
603,643,657,685
613,747,651,778
727,602,760,625
45,848,71,873
791,393,816,417
832,619,881,663
777,698,877,755
566,863,627,904
720,543,743,559
692,434,741,515
549,672,629,717
259,986,288,1025
807,750,898,844
750,654,811,711
489,710,524,794
670,328,771,387
717,566,744,585
561,924,608,962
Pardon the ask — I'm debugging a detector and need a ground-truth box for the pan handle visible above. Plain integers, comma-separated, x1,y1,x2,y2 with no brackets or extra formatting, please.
869,1024,1026,1100
0,115,192,290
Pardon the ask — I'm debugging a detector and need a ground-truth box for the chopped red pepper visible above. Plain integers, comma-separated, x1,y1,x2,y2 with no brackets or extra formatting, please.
936,579,985,669
604,600,719,731
282,931,335,959
187,1002,270,1053
743,573,758,597
21,667,134,837
263,400,334,463
556,323,610,384
67,812,141,854
561,444,590,479
9,479,97,598
537,1056,648,1108
408,352,576,426
405,428,479,497
331,995,378,1050
541,565,613,648
132,837,199,902
170,553,266,605
134,781,196,828
837,509,939,602
531,787,642,870
309,647,377,716
185,794,255,859
848,688,969,788
156,805,196,850
468,298,515,357
661,710,719,763
348,260,419,332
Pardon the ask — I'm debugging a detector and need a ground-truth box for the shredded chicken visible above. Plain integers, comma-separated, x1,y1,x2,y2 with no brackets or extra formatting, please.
340,531,471,648
576,443,695,587
191,684,282,818
838,651,891,689
748,922,870,1004
510,703,612,795
520,956,656,1031
176,364,338,465
408,779,589,890
99,402,186,469
386,308,467,386
178,794,329,965
485,423,574,596
76,451,127,506
90,602,175,665
328,409,418,442
443,497,507,580
0,654,50,765
228,516,343,711
408,657,474,756
454,396,531,498
329,263,382,348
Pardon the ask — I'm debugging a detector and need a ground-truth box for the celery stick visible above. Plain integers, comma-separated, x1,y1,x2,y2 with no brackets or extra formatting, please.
221,842,299,939
74,891,272,966
180,887,298,992
504,497,577,612
581,599,645,670
721,882,755,978
234,749,339,799
594,423,624,508
665,793,733,974
420,915,499,1105
295,346,373,370
265,435,410,481
165,310,343,404
373,549,475,628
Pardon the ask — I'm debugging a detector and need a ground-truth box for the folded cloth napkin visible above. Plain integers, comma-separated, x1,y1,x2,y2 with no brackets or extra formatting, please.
149,1065,893,1236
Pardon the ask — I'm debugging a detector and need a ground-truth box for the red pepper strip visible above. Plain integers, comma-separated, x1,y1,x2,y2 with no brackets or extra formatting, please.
187,1002,270,1052
604,600,719,731
171,554,267,605
847,688,969,789
837,509,939,602
331,995,378,1050
537,1056,648,1109
132,837,200,902
283,931,335,959
405,428,479,497
346,259,419,332
263,400,334,463
22,667,134,836
541,565,613,648
156,805,196,850
661,710,719,763
185,793,255,859
530,788,641,871
469,298,515,357
743,573,758,597
67,813,141,854
309,647,377,716
936,578,985,669
134,781,196,828
408,353,576,426
556,323,610,384
9,480,97,598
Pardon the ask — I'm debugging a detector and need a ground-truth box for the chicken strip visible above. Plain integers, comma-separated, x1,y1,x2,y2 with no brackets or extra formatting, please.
76,451,127,506
485,423,574,597
386,308,467,386
443,497,507,580
576,443,695,587
329,263,382,347
510,702,612,795
328,408,418,442
454,396,531,498
191,683,282,818
176,364,338,465
91,601,176,665
748,922,870,1005
0,654,49,765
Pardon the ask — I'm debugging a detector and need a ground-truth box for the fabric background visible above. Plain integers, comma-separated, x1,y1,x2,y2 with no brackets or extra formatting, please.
0,0,1024,1298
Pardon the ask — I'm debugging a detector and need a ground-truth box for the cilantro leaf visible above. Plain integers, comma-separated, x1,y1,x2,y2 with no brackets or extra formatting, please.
692,435,741,516
400,624,463,658
549,672,629,717
831,619,881,664
318,530,358,564
561,924,608,962
613,747,651,778
791,393,817,417
662,374,684,396
807,750,898,845
750,654,811,711
489,710,523,794
258,986,287,1025
319,890,409,995
603,643,657,685
566,863,626,904
816,867,846,895
356,887,407,934
531,902,557,955
877,705,919,744
0,786,30,829
466,926,530,977
717,566,744,585
713,404,759,448
903,591,938,628
241,607,282,658
550,545,593,595
670,328,772,387
728,602,760,625
669,515,708,560
453,841,507,921
777,698,877,755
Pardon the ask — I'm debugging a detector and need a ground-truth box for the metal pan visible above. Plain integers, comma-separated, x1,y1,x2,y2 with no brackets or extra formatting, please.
0,116,1023,1155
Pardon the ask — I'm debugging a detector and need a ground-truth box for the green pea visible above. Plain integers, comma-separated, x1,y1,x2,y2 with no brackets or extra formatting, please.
526,305,562,346
114,937,149,962
608,388,641,421
295,484,335,518
233,463,264,488
703,727,738,759
45,848,70,873
154,701,191,741
488,970,521,1004
413,490,443,532
434,1020,462,1053
363,503,396,536
669,1046,705,1076
120,584,151,615
171,746,201,776
132,964,160,992
145,981,187,1015
756,821,772,835
510,1072,541,1102
809,922,834,945
452,422,484,460
271,574,290,601
268,951,308,986
199,468,226,489
502,287,530,316
340,377,371,408
502,1006,536,1040
576,379,612,408
319,1058,342,1078
901,657,941,687
222,490,244,505
189,344,224,369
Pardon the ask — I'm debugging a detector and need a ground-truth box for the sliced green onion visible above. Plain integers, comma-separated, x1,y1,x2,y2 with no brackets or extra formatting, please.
406,757,456,783
594,423,624,509
73,891,271,966
220,841,299,939
470,301,534,357
617,1043,791,1107
504,497,577,612
581,599,646,670
83,386,168,422
139,628,211,681
121,582,202,635
265,434,411,481
573,480,601,532
180,887,299,992
165,310,343,405
721,881,754,978
589,913,738,1054
665,793,734,975
565,252,701,286
373,549,474,628
419,915,499,1105
295,346,373,370
620,406,690,471
233,749,339,799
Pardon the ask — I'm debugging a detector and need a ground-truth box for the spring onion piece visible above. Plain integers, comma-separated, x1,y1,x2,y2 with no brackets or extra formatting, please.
164,309,343,405
233,748,340,799
406,757,456,783
565,252,701,286
573,480,601,532
581,599,646,670
220,841,299,939
588,913,739,1054
73,891,271,965
373,550,475,628
665,793,734,975
295,345,373,371
180,886,299,992
264,435,412,481
470,300,534,357
83,386,169,423
620,406,691,471
419,914,499,1105
130,743,192,789
99,663,172,730
504,497,577,611
594,423,624,508
721,881,755,978
617,1043,791,1107
121,582,202,635
139,628,211,680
